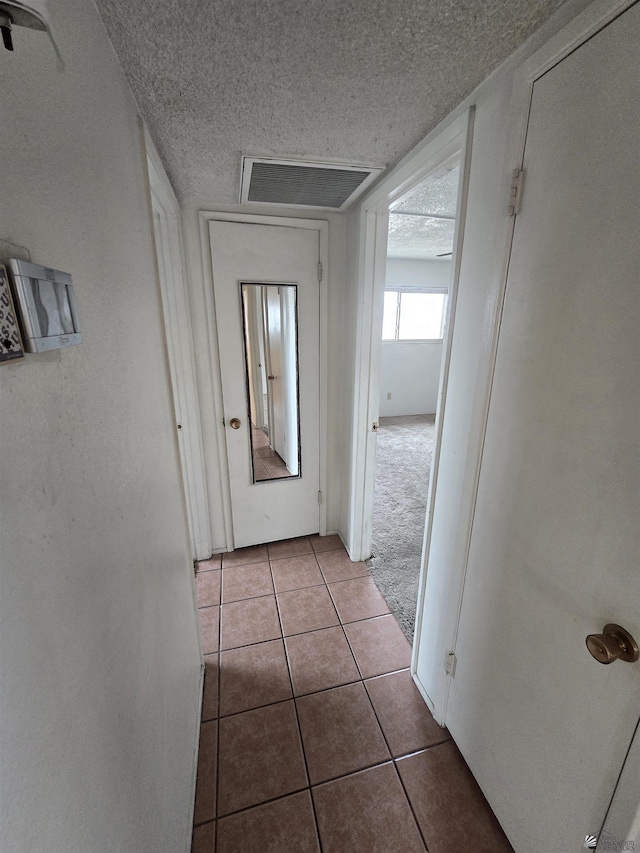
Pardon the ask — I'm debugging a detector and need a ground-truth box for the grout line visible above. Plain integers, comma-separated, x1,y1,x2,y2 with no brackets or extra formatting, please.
269,557,325,853
357,669,429,851
216,784,312,823
218,690,292,721
308,757,398,790
392,760,430,851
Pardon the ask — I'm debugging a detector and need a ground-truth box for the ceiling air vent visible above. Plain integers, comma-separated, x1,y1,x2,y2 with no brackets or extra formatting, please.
240,157,383,211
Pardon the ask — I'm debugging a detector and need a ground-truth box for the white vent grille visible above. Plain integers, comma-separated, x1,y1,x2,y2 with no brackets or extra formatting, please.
241,157,383,211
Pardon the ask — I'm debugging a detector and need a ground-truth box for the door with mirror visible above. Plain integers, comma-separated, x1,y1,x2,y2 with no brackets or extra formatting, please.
210,220,321,547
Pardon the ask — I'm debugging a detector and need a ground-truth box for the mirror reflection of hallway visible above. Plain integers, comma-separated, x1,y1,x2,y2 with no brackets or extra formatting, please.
369,162,460,641
241,283,300,483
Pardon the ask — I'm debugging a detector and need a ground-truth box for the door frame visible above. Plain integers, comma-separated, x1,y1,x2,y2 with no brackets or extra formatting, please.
346,110,475,720
346,109,473,565
198,212,329,550
142,124,212,561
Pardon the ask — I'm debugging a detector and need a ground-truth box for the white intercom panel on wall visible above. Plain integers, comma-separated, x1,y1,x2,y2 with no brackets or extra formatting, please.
8,259,82,352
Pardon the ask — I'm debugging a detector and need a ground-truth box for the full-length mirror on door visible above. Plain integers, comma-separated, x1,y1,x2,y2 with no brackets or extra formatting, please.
240,283,301,483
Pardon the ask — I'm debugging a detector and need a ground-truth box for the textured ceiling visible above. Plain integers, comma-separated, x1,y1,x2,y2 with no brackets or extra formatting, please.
388,164,459,258
388,215,455,259
95,0,569,207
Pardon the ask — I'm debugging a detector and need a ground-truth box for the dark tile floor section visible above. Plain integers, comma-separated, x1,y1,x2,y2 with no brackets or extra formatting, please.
192,535,514,853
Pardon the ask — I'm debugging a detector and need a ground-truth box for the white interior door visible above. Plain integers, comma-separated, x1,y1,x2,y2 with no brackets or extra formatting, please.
445,6,640,852
210,220,321,548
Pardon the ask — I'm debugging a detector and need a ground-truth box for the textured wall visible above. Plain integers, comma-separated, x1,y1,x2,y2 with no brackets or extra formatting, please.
0,3,201,851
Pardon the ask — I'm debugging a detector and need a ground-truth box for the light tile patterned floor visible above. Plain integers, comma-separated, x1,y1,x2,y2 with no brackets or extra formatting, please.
251,426,294,481
192,536,513,853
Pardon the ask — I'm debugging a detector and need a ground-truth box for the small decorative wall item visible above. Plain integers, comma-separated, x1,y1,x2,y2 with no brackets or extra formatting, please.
8,259,82,352
0,262,24,362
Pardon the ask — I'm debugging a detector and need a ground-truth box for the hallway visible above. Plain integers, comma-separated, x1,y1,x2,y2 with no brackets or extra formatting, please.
192,536,512,852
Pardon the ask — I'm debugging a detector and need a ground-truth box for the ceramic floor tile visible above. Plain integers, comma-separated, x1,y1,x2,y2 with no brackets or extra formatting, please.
252,432,269,448
285,626,360,696
315,549,369,583
344,615,411,679
220,596,281,650
217,700,308,816
194,721,218,824
270,554,325,593
201,654,219,722
217,791,320,853
191,821,215,853
219,639,292,716
196,571,221,608
312,763,425,853
308,534,344,553
255,447,277,459
296,682,390,784
276,585,339,636
253,460,270,480
221,562,273,603
365,669,448,757
328,576,391,623
222,544,269,569
199,606,220,655
263,461,290,477
196,555,222,573
396,742,514,853
267,536,313,560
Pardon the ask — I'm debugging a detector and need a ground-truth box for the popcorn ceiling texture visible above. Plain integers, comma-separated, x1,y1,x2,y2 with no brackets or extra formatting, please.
388,215,455,259
95,0,569,206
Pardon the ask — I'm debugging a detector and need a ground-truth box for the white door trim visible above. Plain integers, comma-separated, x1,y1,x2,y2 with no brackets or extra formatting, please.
346,109,474,567
142,124,212,561
197,212,329,550
346,109,475,722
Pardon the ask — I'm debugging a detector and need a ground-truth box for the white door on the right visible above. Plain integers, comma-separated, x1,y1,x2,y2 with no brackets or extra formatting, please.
447,6,640,853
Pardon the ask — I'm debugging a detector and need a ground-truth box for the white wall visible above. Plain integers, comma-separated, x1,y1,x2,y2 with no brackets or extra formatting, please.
182,207,346,546
385,257,452,289
0,4,201,852
379,258,450,416
379,342,442,416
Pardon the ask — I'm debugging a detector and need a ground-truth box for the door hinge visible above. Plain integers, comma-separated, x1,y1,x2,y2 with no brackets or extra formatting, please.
317,261,323,281
372,422,379,432
445,651,457,676
318,490,323,504
508,168,525,216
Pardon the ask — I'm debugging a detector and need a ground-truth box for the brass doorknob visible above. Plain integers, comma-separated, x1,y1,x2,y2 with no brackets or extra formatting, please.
586,624,639,665
229,417,241,430
267,375,275,380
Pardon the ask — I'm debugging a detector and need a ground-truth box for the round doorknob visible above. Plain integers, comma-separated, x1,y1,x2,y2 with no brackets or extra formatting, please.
586,624,639,665
229,417,241,430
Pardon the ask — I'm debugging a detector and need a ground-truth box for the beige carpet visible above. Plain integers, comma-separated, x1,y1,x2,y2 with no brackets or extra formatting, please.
367,414,435,643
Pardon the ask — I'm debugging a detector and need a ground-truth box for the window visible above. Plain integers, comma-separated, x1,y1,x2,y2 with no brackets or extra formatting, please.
382,289,448,341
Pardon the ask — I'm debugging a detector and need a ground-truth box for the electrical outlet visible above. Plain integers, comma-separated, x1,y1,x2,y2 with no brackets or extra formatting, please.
387,392,392,400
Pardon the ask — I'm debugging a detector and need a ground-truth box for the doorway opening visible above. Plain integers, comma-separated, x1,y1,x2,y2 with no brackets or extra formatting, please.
368,163,461,642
